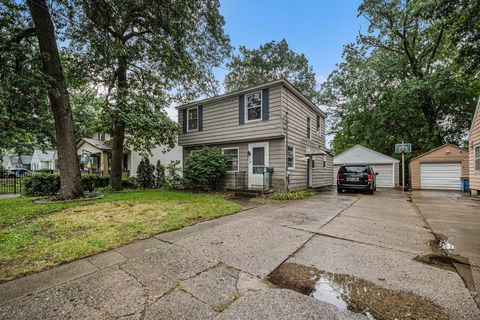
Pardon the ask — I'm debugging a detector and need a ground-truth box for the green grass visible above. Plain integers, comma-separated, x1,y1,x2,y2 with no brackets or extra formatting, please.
0,189,242,281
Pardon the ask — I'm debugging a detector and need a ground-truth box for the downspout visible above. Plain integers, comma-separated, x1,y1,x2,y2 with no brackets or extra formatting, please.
285,110,289,191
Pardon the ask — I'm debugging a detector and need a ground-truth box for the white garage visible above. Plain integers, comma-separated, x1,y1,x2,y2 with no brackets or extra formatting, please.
419,163,462,190
333,145,400,188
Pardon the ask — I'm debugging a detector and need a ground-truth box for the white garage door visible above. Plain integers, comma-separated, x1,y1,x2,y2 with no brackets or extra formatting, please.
420,163,461,190
333,164,394,188
371,164,394,188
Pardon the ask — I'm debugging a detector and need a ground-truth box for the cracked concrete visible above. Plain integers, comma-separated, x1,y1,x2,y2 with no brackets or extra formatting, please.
0,188,479,319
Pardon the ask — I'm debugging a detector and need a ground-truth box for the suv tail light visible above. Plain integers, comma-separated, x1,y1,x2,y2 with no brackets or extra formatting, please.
368,173,373,182
337,173,343,181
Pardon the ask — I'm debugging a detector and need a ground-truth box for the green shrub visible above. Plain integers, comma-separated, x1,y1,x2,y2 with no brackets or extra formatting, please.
122,177,137,189
82,174,109,192
271,189,317,200
23,173,60,196
137,158,155,188
24,173,114,196
155,160,165,188
165,160,183,190
184,147,228,191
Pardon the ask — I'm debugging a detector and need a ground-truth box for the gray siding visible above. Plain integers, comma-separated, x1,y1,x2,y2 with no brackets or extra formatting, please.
312,153,333,188
179,84,283,146
282,86,331,190
184,139,286,191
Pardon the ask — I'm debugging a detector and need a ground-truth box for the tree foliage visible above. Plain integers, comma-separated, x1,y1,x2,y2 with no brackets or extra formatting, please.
184,147,228,191
136,158,155,189
67,0,232,189
0,1,55,152
224,39,319,102
321,0,480,157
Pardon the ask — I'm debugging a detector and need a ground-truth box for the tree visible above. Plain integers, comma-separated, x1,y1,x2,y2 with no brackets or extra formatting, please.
136,157,155,189
224,39,319,102
19,0,84,199
0,1,55,153
68,0,231,190
321,0,480,156
184,147,228,191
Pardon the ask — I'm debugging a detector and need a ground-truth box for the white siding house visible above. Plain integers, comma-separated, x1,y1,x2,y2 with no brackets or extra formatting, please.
31,150,56,171
333,145,400,188
130,145,183,177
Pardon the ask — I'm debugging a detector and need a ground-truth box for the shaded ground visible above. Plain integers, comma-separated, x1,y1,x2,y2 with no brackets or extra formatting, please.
0,188,479,319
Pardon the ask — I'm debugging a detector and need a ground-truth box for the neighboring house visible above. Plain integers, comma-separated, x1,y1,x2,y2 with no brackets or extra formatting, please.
7,155,32,171
410,144,469,191
469,97,480,196
333,145,400,188
2,156,14,170
31,150,56,171
177,78,332,192
76,135,182,178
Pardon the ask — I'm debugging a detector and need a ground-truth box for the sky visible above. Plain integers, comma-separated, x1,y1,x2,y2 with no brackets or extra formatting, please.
167,0,367,121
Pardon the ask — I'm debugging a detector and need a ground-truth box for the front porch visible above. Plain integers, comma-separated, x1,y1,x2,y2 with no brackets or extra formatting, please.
233,171,274,197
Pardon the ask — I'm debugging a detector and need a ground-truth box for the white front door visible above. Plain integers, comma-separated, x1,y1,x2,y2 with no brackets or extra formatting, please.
248,142,269,189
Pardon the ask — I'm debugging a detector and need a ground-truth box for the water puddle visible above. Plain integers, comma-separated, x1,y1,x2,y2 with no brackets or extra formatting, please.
267,263,451,320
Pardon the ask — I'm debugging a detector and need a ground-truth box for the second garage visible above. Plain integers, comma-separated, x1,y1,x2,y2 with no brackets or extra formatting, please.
410,144,469,190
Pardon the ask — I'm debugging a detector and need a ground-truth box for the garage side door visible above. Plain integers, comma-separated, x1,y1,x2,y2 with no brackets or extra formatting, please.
370,164,394,188
420,163,461,190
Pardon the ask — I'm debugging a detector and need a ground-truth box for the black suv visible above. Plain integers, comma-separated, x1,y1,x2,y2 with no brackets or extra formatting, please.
336,164,377,194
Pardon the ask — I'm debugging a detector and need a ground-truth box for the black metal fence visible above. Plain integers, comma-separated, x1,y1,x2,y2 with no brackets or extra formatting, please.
0,171,28,194
234,171,273,191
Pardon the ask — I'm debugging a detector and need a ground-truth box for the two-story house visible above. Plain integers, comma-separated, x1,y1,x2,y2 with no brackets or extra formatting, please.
177,78,333,192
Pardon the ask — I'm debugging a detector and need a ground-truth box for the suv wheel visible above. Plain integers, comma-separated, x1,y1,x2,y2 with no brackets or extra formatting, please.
337,187,342,193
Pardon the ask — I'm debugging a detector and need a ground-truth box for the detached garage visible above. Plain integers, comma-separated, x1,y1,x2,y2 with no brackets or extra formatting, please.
333,145,400,188
410,144,469,190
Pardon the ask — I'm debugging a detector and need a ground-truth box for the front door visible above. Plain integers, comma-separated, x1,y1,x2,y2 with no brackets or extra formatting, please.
248,142,269,189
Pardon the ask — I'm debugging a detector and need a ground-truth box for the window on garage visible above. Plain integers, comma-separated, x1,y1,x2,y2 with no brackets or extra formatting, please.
475,145,480,171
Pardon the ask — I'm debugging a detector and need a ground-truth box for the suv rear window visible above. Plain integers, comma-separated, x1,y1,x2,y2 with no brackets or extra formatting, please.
339,166,369,174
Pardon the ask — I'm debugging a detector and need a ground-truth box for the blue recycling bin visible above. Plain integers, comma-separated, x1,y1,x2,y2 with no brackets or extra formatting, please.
461,178,470,192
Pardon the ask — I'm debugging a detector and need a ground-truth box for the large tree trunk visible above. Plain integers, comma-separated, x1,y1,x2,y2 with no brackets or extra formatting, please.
110,57,128,190
27,0,84,199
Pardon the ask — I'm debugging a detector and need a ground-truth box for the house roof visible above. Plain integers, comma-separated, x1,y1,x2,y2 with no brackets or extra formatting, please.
9,155,32,165
175,78,326,117
78,138,111,151
469,96,480,140
33,149,56,161
409,143,467,162
333,145,399,165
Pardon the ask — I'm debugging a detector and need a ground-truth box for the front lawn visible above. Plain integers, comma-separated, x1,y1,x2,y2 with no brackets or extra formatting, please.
0,190,242,282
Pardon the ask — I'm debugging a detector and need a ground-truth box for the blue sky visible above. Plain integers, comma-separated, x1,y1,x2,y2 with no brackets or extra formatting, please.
213,0,368,89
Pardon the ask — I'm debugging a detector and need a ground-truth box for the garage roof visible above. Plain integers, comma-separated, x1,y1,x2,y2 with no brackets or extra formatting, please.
334,145,399,165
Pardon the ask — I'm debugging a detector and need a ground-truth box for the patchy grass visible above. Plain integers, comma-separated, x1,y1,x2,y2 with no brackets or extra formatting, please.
251,189,317,204
0,189,241,282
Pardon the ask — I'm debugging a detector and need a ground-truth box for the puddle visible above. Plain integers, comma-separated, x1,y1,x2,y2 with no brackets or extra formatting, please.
267,263,451,320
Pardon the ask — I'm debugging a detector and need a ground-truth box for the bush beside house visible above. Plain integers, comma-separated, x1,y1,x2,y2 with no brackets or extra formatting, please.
184,147,228,191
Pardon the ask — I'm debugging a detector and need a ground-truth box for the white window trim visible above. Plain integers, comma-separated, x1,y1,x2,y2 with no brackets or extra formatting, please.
245,91,262,123
287,145,295,171
475,144,480,172
307,117,311,140
222,147,240,173
312,155,316,169
186,106,199,132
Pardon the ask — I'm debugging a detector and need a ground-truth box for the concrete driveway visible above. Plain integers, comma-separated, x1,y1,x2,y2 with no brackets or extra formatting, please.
1,189,479,319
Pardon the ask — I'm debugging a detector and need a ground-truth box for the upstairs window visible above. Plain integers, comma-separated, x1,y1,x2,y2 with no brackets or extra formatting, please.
246,91,262,121
187,107,198,131
287,146,295,170
307,117,311,139
222,148,239,172
323,155,327,168
316,114,320,133
475,145,480,171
